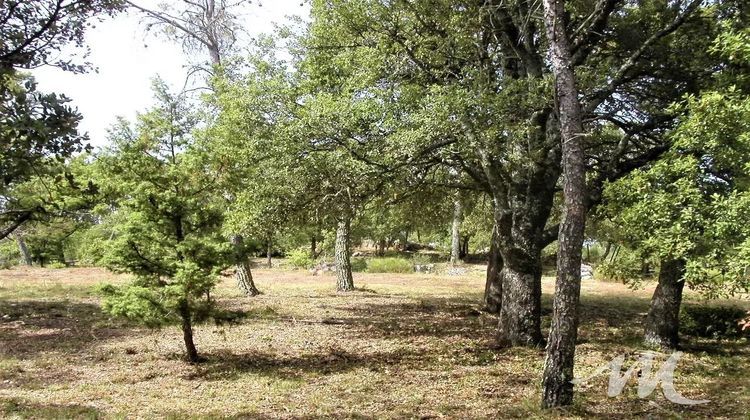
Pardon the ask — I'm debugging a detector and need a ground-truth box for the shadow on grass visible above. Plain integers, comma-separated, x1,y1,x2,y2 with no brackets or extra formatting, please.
0,299,128,359
331,297,495,341
1,398,101,419
190,347,414,381
163,409,379,419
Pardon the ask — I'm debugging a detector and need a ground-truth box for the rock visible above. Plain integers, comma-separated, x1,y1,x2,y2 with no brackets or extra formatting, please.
581,264,594,280
414,263,435,273
446,267,468,276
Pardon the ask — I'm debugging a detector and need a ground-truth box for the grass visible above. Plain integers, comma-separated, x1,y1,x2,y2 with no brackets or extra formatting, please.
0,265,748,418
364,257,414,273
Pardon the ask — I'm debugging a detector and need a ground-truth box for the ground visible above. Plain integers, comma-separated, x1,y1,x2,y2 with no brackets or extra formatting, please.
0,265,748,419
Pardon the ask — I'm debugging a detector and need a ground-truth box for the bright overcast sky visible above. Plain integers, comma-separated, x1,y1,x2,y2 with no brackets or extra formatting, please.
31,1,310,149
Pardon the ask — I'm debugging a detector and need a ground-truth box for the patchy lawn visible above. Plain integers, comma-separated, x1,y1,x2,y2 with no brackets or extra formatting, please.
0,266,747,419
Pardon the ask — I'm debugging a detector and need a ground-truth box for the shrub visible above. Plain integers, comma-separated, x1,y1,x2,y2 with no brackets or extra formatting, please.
47,261,67,269
351,257,367,272
286,247,314,269
680,305,749,339
366,257,413,273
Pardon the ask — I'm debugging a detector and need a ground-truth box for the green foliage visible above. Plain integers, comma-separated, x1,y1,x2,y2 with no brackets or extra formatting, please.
598,23,750,297
366,257,413,274
286,247,315,270
350,257,367,272
46,262,67,269
596,248,653,285
1,0,123,240
680,305,749,339
96,81,231,343
0,239,20,267
0,0,123,73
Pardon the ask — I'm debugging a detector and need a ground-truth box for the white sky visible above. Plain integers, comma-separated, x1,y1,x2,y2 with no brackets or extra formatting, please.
31,1,309,149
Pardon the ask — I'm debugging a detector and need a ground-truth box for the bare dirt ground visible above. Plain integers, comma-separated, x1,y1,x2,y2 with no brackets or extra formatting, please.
0,266,748,419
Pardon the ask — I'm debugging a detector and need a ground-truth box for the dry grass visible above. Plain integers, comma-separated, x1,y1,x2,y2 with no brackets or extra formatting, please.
0,265,748,419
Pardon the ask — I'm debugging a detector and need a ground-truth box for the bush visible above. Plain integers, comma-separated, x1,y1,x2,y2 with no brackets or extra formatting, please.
0,239,20,266
680,305,749,339
47,261,67,269
366,257,413,273
286,247,314,269
351,257,367,272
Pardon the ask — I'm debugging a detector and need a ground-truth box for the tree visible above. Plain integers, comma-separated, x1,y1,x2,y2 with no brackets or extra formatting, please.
129,0,262,296
126,0,249,68
0,75,86,239
597,18,750,350
0,0,122,74
207,41,305,293
449,198,462,266
307,0,714,346
98,81,231,363
1,0,122,239
540,0,587,408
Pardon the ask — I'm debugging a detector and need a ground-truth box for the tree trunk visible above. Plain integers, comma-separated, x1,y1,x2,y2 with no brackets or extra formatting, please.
450,199,462,266
497,250,543,346
541,0,588,408
484,225,503,313
377,238,386,257
310,235,317,258
644,258,686,350
460,235,469,259
335,215,354,291
179,303,200,363
601,241,612,261
231,235,259,297
266,237,272,268
14,234,32,266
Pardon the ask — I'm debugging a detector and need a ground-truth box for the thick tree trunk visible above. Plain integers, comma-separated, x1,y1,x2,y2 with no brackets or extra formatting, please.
335,215,354,291
497,250,544,346
14,234,32,266
644,258,686,350
450,199,462,266
486,113,560,348
231,235,259,296
541,0,588,408
484,225,503,314
179,303,200,363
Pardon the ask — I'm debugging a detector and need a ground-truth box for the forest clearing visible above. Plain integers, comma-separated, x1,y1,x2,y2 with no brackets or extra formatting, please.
1,265,748,419
3,0,750,416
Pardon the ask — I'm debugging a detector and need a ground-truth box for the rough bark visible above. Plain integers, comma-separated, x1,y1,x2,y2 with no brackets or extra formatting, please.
310,235,317,258
541,0,588,408
335,215,355,291
644,258,686,350
497,249,544,346
231,235,260,297
14,234,32,266
450,199,462,266
484,108,560,347
484,224,503,314
179,303,200,363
